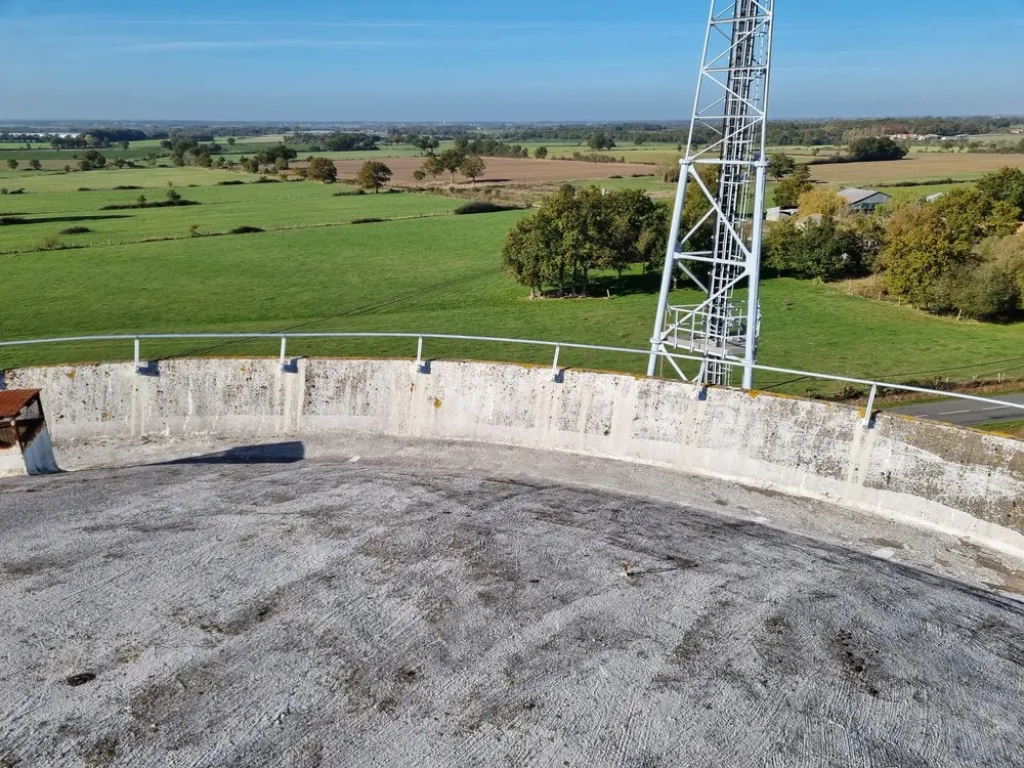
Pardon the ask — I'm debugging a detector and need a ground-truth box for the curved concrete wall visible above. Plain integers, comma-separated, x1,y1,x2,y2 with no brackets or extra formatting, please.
6,357,1024,556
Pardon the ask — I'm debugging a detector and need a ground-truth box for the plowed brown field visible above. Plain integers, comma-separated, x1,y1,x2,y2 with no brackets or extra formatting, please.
332,156,658,186
809,153,1024,185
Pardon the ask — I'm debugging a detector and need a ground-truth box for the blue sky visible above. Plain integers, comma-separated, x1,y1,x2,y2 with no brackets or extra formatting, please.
1,0,1023,122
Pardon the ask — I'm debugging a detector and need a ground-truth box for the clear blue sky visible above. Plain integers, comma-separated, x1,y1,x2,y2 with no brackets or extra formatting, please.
1,0,1023,122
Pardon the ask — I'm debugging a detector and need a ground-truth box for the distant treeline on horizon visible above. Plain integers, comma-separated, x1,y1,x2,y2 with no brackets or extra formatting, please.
2,116,1022,149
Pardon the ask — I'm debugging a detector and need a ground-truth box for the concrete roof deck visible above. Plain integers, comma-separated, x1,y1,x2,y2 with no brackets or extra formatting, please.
2,435,1023,767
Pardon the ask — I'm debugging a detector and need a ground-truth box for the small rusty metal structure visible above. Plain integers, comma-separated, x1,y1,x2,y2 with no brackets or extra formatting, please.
0,389,58,477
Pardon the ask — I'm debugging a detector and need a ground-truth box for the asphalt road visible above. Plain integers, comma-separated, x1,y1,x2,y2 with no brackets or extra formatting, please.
2,438,1023,767
890,392,1024,426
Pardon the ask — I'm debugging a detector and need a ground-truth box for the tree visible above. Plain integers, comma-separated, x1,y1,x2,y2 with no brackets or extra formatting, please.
587,133,615,152
764,216,863,281
767,152,796,181
437,149,465,182
977,167,1024,217
947,262,1020,321
28,159,41,171
6,159,18,170
227,137,236,146
78,150,106,171
773,164,813,207
420,155,444,183
459,155,486,185
413,169,426,184
355,161,392,193
976,235,1024,307
847,137,908,162
797,189,848,218
879,190,1020,311
502,214,557,298
307,157,338,183
534,146,548,160
930,186,1020,245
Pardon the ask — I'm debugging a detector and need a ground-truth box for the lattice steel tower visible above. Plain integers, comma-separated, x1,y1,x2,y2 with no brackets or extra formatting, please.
647,0,775,389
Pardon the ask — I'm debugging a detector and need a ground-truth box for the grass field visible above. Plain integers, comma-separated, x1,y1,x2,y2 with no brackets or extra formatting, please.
0,168,460,254
3,165,1024,399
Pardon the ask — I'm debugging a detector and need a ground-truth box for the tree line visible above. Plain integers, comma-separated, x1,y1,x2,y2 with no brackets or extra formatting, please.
288,132,381,152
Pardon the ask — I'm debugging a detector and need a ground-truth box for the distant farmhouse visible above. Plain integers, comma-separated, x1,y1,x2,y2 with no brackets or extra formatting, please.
838,188,892,213
765,188,892,223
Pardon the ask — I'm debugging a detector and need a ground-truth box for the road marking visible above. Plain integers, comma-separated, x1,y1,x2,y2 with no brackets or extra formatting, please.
937,409,971,416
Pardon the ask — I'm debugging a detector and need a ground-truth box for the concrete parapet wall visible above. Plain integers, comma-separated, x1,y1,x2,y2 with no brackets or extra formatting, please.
6,358,1024,555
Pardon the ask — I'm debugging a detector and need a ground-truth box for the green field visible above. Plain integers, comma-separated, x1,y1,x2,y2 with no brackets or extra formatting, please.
3,165,1024,398
0,169,459,253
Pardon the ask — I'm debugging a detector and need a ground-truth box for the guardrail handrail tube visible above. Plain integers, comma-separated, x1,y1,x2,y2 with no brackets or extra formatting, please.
1,332,1022,417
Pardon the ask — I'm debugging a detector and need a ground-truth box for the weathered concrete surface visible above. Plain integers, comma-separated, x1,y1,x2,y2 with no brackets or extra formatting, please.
6,357,1024,555
1,443,1023,768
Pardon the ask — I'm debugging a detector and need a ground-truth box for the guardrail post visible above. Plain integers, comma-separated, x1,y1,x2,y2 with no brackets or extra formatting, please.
133,338,141,374
551,345,562,383
863,384,877,428
279,336,287,372
415,336,429,374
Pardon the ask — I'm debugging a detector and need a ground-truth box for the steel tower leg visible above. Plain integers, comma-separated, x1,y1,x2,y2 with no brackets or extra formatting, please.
649,0,775,389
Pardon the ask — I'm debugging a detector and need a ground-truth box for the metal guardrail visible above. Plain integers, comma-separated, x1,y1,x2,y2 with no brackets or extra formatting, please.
1,331,1023,428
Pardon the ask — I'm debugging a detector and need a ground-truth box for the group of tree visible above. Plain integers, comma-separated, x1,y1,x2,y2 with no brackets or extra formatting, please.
818,137,909,164
453,137,532,159
878,186,1021,319
501,185,671,297
237,143,298,173
587,134,617,152
408,135,441,154
77,150,107,171
315,132,380,152
415,150,487,185
4,158,41,171
47,129,144,150
770,160,815,208
160,136,223,167
761,167,1024,322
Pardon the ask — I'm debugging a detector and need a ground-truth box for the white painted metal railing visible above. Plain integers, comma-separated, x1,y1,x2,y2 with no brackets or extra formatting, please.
1,331,1023,429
